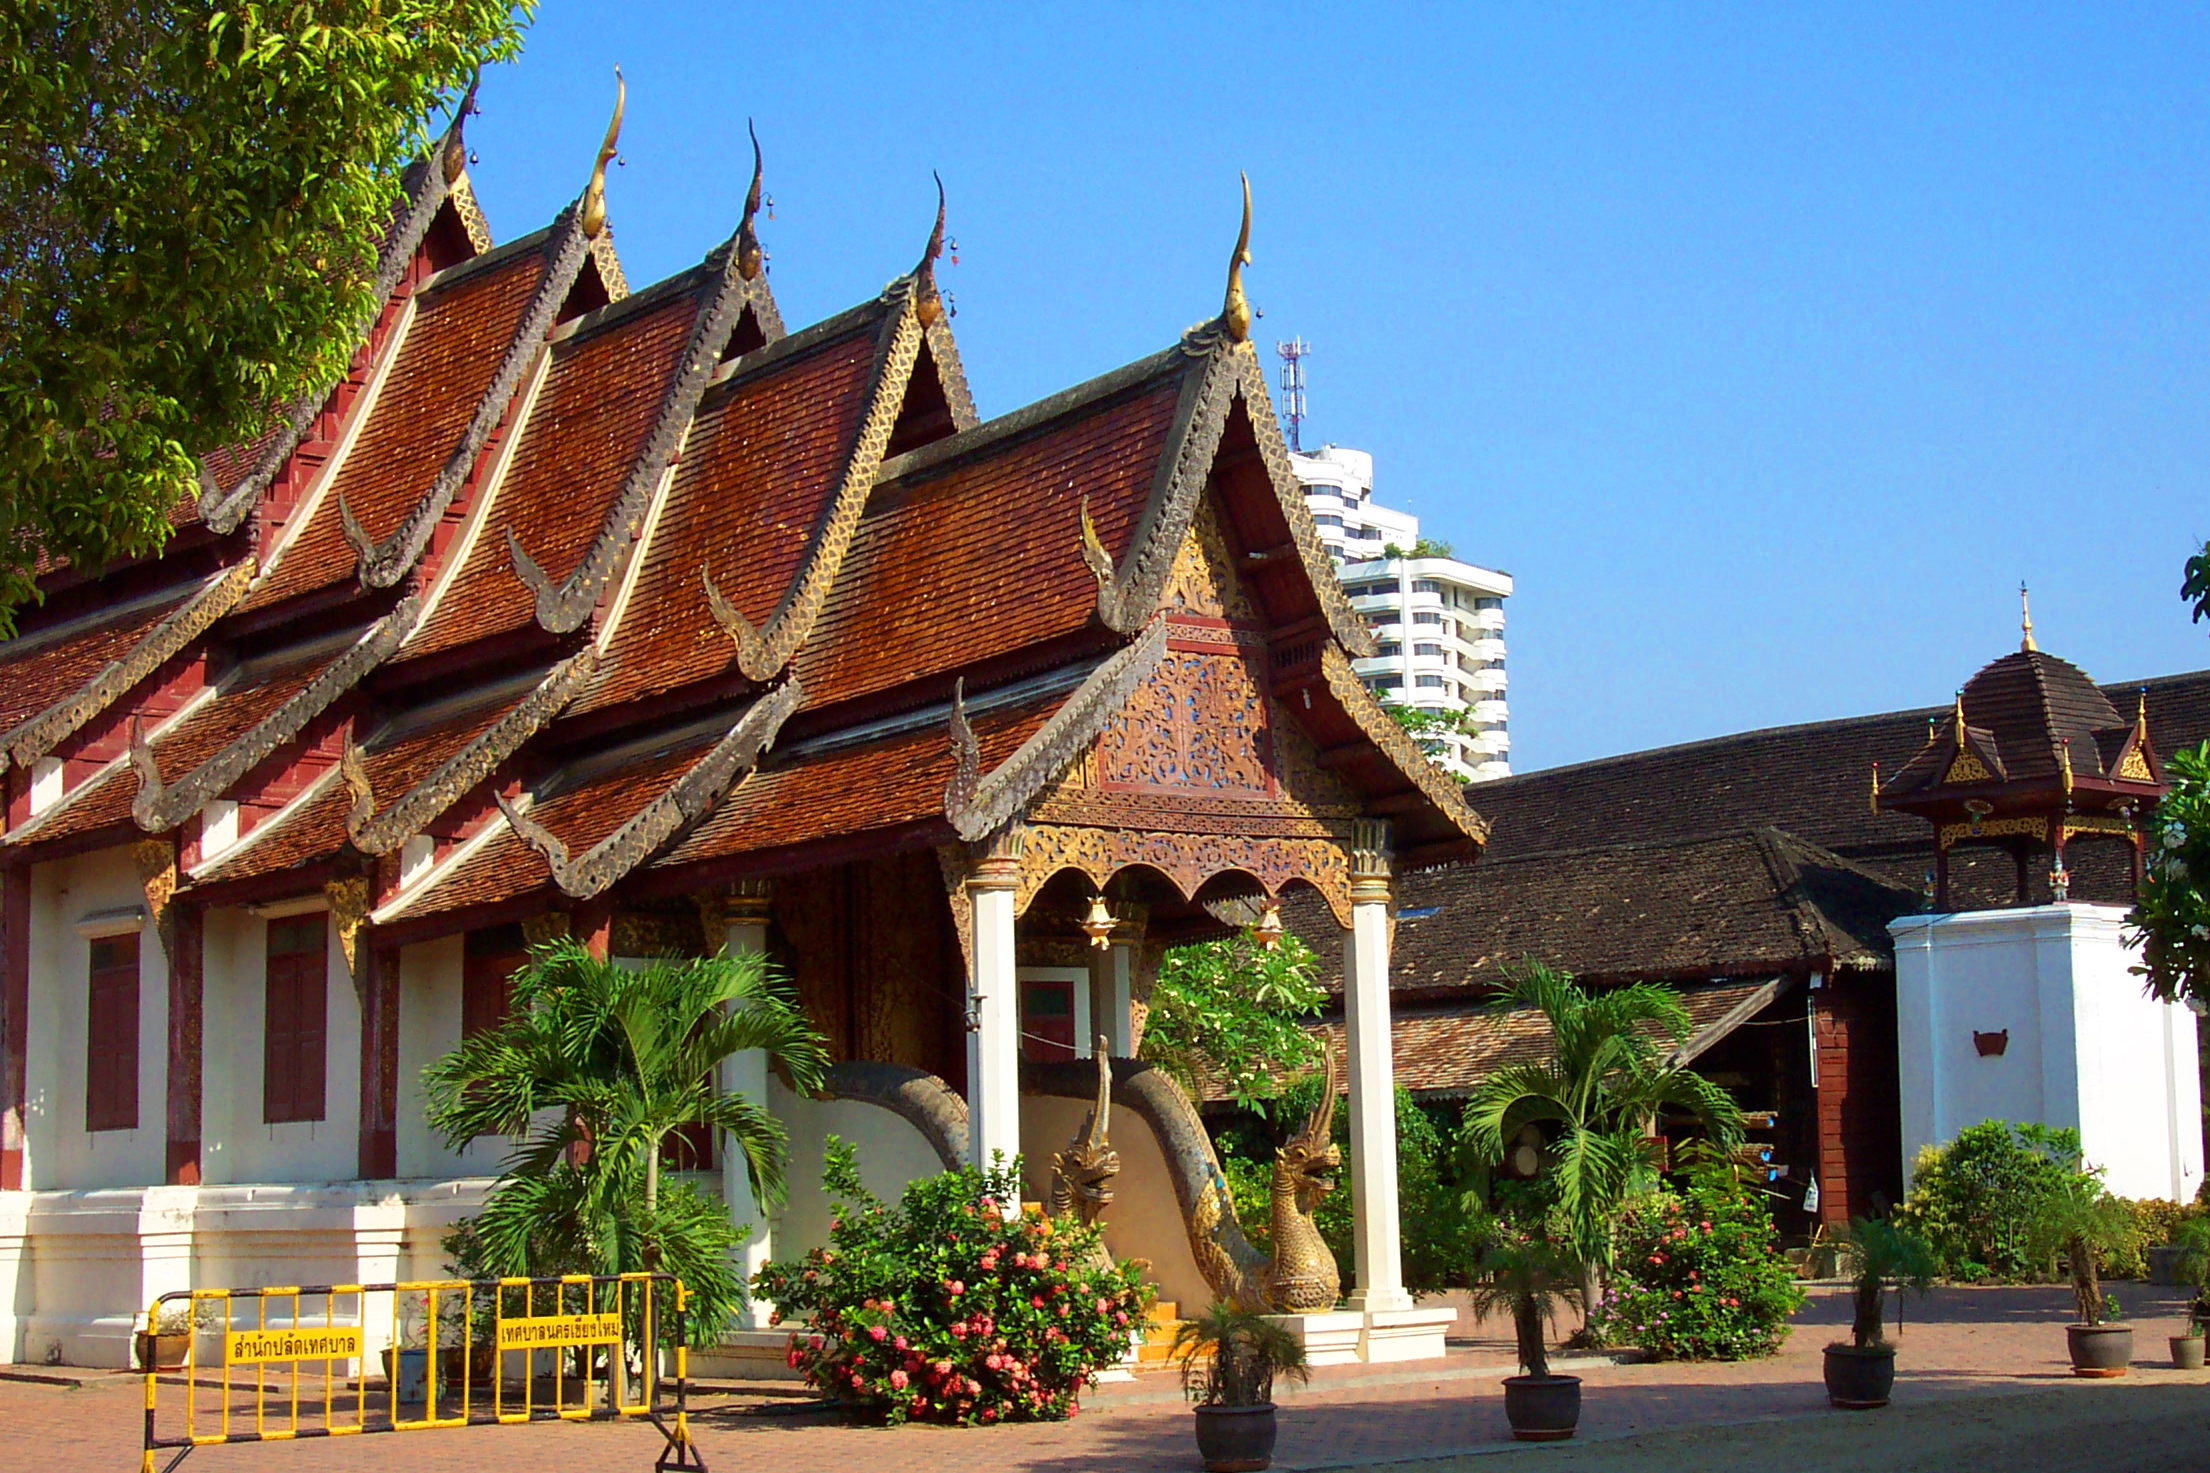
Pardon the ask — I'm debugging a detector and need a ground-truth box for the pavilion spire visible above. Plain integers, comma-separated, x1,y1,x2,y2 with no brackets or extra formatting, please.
2020,581,2036,653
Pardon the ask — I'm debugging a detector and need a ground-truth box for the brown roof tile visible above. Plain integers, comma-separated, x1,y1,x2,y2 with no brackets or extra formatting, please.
0,585,197,733
1287,828,1916,998
792,373,1185,712
654,694,1060,871
400,292,698,661
573,322,882,714
246,251,548,611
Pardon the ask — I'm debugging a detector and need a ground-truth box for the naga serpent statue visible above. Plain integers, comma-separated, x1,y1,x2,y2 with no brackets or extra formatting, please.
1192,1043,1342,1312
1021,1044,1343,1314
1046,1039,1122,1271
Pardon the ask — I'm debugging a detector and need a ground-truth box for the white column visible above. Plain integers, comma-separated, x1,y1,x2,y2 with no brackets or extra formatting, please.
1093,941,1134,1057
718,884,775,1329
965,834,1023,1205
1343,821,1409,1313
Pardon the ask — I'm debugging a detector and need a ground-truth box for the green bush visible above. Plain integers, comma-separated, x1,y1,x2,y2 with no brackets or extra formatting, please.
2103,1199,2206,1279
1895,1121,2083,1280
1587,1151,1803,1360
751,1142,1151,1426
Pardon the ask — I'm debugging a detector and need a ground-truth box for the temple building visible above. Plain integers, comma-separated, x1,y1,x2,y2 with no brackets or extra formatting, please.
0,110,1478,1367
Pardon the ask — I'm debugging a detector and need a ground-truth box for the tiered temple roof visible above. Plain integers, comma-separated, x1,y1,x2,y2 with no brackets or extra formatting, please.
0,115,1479,951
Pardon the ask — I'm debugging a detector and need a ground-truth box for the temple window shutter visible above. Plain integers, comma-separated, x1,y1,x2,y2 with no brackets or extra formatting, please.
85,934,140,1132
264,915,329,1124
462,946,522,1039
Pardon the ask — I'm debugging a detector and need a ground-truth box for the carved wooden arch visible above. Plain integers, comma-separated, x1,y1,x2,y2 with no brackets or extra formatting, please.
1012,820,1355,930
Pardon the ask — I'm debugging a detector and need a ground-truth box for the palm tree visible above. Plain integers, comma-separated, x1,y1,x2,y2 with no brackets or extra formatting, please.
1460,963,1742,1312
424,939,828,1338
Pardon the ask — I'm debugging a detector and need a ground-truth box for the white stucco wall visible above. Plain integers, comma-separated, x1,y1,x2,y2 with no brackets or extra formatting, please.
23,846,168,1191
200,906,361,1186
1892,903,2205,1202
394,935,511,1180
767,1079,947,1261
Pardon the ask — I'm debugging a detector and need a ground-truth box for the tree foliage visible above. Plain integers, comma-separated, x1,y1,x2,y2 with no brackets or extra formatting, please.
2129,741,2210,1010
1139,928,1324,1107
423,940,827,1341
0,2,532,627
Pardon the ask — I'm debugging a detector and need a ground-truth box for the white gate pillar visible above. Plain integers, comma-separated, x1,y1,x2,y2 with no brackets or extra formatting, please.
1342,820,1409,1313
965,832,1023,1207
718,882,775,1328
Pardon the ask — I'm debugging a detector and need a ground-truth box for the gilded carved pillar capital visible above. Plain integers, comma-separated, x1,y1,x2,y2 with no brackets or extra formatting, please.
724,878,775,928
967,825,1027,892
1349,818,1393,904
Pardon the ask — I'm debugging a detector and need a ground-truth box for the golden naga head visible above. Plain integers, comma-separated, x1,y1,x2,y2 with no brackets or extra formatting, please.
736,119,766,281
439,69,481,186
1277,1042,1341,1212
1221,171,1253,343
579,66,626,240
1059,1040,1122,1209
914,172,948,328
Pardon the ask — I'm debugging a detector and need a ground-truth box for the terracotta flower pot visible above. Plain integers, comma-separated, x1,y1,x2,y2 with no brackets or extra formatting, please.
1822,1344,1896,1408
1502,1374,1581,1442
2065,1324,2132,1378
135,1331,190,1373
2171,1334,2206,1371
1193,1402,1278,1472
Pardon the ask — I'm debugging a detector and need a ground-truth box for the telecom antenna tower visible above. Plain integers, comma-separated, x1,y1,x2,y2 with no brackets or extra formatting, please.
1276,338,1309,452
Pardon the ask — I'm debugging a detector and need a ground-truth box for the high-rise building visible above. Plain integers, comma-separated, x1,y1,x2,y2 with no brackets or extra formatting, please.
1290,444,1513,782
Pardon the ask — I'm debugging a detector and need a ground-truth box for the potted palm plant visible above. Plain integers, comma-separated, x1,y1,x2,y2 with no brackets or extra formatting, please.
2026,1169,2138,1377
1171,1302,1311,1473
1824,1216,1937,1408
1469,1236,1584,1442
2168,1216,2208,1371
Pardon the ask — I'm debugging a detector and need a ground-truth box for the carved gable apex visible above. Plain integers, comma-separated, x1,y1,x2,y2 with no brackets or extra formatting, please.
1155,494,1257,622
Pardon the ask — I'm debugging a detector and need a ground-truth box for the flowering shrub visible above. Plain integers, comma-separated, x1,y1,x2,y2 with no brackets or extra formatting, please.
751,1139,1152,1426
1589,1154,1803,1360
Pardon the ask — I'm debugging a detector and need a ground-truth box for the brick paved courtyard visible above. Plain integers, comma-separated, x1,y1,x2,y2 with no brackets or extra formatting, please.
7,1286,2205,1473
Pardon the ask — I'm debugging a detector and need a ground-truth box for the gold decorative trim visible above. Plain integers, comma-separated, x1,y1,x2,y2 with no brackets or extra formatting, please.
325,876,372,979
133,838,177,959
2118,747,2154,782
1943,750,1990,785
1938,814,2048,849
1015,819,1355,929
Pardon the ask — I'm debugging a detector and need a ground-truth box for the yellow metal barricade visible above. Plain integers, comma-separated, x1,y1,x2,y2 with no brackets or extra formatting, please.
140,1273,703,1473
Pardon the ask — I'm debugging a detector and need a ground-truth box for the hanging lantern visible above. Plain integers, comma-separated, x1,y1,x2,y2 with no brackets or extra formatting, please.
1079,893,1116,949
1251,901,1285,950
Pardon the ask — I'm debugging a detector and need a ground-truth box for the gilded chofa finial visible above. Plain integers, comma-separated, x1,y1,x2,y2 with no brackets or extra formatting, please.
440,69,481,185
579,66,625,240
2138,687,2151,735
914,172,948,328
1953,690,1967,750
736,119,766,281
2020,581,2036,653
1222,172,1253,342
2060,735,2074,795
1869,761,1881,814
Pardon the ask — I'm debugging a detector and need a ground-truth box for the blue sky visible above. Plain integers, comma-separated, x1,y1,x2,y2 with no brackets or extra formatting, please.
465,4,2210,772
